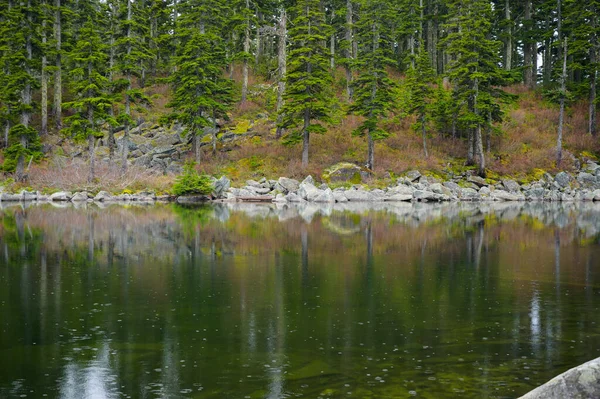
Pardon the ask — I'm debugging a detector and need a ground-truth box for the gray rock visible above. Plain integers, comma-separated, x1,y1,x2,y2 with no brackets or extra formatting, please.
285,192,305,202
152,145,177,156
502,179,521,193
333,191,348,203
273,193,287,203
298,182,323,202
388,185,415,196
133,154,153,167
405,170,422,182
443,181,461,193
213,176,231,199
277,177,300,194
491,190,520,201
386,194,413,202
479,186,491,197
459,188,480,201
245,179,262,188
247,186,271,195
94,191,114,202
594,190,600,201
313,188,335,203
413,190,437,201
71,192,89,202
302,175,315,186
343,189,377,202
166,163,183,175
554,171,572,188
0,193,22,201
577,172,598,188
20,190,37,201
467,175,488,187
50,191,72,201
519,357,600,399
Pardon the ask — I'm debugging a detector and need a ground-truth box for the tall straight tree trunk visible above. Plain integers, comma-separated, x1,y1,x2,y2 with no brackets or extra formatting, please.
590,13,598,136
523,0,534,88
345,0,354,99
504,0,512,71
17,0,33,182
473,76,485,177
275,9,287,138
108,3,116,160
122,0,132,174
53,0,62,129
241,0,250,103
255,10,263,67
421,114,428,158
367,130,374,170
41,0,48,135
557,38,567,167
366,22,379,170
302,109,310,168
194,128,201,164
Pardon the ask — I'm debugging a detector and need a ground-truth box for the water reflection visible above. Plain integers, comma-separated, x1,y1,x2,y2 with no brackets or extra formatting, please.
0,201,598,398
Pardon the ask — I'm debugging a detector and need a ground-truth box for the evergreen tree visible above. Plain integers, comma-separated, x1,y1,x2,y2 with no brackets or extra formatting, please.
278,0,334,168
62,17,114,182
348,0,397,170
442,0,505,177
406,49,435,158
168,0,233,164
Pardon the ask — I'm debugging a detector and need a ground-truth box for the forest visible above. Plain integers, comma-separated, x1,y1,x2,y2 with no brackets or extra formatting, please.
0,0,599,190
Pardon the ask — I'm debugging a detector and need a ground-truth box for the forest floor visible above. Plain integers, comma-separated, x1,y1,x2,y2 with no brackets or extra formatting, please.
10,69,600,194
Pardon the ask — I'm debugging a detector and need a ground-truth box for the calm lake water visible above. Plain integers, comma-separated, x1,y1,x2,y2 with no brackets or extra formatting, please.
0,201,599,399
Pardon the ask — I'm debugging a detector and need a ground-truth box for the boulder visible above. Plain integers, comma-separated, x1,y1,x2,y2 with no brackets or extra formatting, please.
459,188,480,201
343,189,377,202
94,191,114,202
491,190,520,201
594,190,600,201
519,357,600,399
577,172,598,188
405,170,422,182
467,175,488,187
298,182,323,202
20,190,37,201
285,192,305,202
71,192,90,202
323,163,369,183
273,193,287,203
554,171,572,188
212,176,230,199
443,181,461,194
313,188,335,203
0,193,22,201
386,194,413,202
277,177,300,194
302,175,315,186
502,179,521,193
388,185,415,196
49,191,72,201
413,190,437,201
333,192,348,203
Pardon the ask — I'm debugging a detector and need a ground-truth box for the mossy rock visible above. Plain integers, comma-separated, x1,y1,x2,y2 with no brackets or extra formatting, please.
232,120,252,134
322,162,369,184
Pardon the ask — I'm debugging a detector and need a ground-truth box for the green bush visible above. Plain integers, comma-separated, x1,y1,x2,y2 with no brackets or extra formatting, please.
172,162,213,196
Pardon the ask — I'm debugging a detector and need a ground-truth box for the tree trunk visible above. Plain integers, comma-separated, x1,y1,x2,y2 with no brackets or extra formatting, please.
302,109,310,168
523,0,535,88
421,114,428,158
345,0,353,99
88,132,95,183
557,38,567,167
504,0,512,71
590,14,597,136
17,0,33,182
53,0,62,129
41,0,48,135
121,0,132,175
475,124,485,177
194,130,201,164
367,129,374,170
330,32,335,70
241,0,250,104
275,9,287,138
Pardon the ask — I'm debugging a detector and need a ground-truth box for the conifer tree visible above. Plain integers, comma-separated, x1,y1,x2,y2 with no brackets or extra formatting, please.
62,18,114,182
406,49,435,158
168,0,233,164
278,0,334,168
348,0,397,170
443,0,504,177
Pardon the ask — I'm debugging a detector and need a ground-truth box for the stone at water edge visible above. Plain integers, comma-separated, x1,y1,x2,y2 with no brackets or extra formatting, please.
333,191,348,203
343,189,377,202
273,193,287,203
94,191,114,202
301,175,315,186
502,179,521,193
298,181,323,202
554,171,572,188
313,188,335,203
277,177,300,194
71,192,90,202
405,170,422,182
212,176,231,199
49,191,72,201
467,175,488,187
385,193,412,202
519,357,600,399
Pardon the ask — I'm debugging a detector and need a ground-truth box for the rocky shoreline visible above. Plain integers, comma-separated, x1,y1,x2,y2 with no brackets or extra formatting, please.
2,160,600,204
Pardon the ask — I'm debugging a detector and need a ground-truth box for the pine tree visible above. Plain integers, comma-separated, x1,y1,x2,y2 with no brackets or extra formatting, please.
62,17,114,182
348,0,397,170
278,0,334,168
168,0,233,164
442,0,505,177
406,49,435,158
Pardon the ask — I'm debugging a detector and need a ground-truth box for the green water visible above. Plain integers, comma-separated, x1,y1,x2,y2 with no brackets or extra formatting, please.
0,202,599,399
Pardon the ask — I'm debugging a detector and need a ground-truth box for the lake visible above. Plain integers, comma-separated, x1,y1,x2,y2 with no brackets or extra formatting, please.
0,201,599,399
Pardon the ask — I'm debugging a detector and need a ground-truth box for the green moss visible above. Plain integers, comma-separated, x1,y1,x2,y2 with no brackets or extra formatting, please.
232,120,252,134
